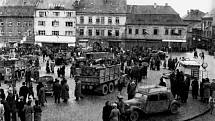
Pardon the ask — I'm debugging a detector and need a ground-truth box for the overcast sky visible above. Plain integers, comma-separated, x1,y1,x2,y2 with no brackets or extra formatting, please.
127,0,213,17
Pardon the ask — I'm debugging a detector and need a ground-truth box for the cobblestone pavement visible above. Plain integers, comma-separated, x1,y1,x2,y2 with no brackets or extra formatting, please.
0,50,214,121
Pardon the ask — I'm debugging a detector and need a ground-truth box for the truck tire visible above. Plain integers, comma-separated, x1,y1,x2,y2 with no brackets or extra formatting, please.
108,82,114,93
102,84,108,95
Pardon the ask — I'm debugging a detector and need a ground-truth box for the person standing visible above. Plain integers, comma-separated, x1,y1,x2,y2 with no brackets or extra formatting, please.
61,79,69,103
38,85,46,106
203,78,211,103
33,100,42,121
74,79,83,101
36,82,43,98
109,103,120,121
0,99,4,121
50,60,55,73
127,81,136,100
53,79,62,103
102,101,112,121
16,96,25,121
23,101,33,121
28,83,34,99
1,96,10,121
19,82,29,103
46,60,50,73
191,78,199,99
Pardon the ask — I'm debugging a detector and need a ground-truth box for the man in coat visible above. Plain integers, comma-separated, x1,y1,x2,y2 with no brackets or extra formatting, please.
53,79,62,103
19,82,29,103
74,79,83,101
61,79,69,102
127,81,136,100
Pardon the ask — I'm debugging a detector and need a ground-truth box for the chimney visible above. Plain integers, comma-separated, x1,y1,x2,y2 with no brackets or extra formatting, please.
154,3,157,8
165,3,168,6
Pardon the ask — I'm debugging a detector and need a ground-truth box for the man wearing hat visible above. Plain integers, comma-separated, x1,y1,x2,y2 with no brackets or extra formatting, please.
127,81,137,100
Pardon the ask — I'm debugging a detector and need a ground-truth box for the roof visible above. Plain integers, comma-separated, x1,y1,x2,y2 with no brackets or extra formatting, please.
127,5,178,15
3,0,37,6
36,0,75,10
183,10,205,21
126,14,186,26
126,5,186,26
179,60,201,66
76,0,127,14
0,6,35,17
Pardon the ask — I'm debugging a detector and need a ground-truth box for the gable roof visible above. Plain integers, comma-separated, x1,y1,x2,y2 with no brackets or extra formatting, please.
183,10,205,21
0,6,35,17
127,5,178,15
126,5,186,26
76,0,127,14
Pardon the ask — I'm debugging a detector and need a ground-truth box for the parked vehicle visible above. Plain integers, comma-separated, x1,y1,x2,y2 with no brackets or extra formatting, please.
37,76,54,96
124,85,180,121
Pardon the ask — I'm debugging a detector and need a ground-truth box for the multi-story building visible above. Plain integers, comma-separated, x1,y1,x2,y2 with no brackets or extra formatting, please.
125,4,187,51
76,0,127,49
0,6,35,47
201,13,213,50
35,0,76,47
183,9,205,50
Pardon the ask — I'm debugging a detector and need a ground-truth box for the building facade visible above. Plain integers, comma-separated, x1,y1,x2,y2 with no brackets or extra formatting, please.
0,6,35,47
76,0,127,49
125,4,187,51
34,0,76,47
201,14,213,50
183,9,205,50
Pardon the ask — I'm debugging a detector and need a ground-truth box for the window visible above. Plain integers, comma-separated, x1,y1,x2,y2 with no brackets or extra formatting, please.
38,30,45,35
8,22,12,26
153,29,158,35
79,29,84,36
65,22,73,27
88,29,92,36
0,22,3,26
8,30,12,36
159,93,168,100
135,29,139,35
165,29,169,35
52,31,59,35
116,17,119,24
52,21,59,27
101,17,105,24
128,28,132,34
53,12,60,16
1,30,4,35
17,22,21,26
89,17,92,24
28,30,31,36
108,17,112,24
96,30,100,36
29,22,33,27
80,16,84,24
171,29,175,35
142,29,146,35
65,31,73,36
38,21,45,26
39,11,46,17
66,12,72,17
108,30,112,36
24,22,28,27
96,17,100,24
178,30,182,35
101,30,105,36
148,95,158,101
115,30,119,36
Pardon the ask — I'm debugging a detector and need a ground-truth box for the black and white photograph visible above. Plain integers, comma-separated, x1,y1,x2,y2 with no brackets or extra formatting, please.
0,0,213,121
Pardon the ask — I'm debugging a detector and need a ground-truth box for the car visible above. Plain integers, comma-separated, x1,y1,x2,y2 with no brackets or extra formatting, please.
124,85,180,121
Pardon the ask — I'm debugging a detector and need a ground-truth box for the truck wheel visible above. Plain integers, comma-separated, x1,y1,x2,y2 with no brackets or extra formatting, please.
130,110,139,121
102,84,108,95
108,82,114,93
170,103,179,114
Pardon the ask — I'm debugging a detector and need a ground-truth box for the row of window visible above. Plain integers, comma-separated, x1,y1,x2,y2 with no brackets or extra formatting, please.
38,30,74,36
79,16,120,25
128,28,182,36
39,11,74,17
38,21,74,27
0,21,33,27
0,30,32,36
79,29,119,37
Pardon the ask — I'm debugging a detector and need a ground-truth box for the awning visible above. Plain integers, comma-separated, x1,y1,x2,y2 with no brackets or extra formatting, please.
162,40,186,43
35,36,76,44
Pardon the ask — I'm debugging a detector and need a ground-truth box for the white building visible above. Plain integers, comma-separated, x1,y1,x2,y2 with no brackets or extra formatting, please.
35,0,76,47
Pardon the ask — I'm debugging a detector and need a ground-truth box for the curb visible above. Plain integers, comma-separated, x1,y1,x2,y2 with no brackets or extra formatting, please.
182,107,211,121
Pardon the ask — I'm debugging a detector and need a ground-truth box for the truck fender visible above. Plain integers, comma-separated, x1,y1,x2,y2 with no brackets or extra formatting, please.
169,100,180,109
